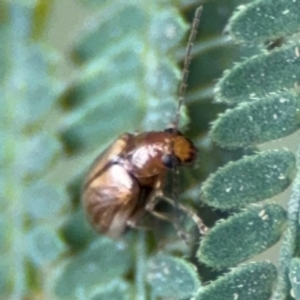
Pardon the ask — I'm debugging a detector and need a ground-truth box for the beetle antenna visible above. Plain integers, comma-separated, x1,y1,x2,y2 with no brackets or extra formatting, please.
174,6,202,130
172,6,203,243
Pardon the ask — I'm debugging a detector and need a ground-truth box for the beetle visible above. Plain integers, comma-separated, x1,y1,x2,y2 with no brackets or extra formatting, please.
83,128,197,238
82,7,206,239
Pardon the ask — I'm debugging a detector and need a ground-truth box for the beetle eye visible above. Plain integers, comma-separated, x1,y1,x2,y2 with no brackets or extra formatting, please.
161,154,178,169
164,127,175,134
164,127,183,135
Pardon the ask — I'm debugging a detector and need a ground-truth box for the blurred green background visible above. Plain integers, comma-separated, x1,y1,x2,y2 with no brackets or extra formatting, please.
0,0,270,299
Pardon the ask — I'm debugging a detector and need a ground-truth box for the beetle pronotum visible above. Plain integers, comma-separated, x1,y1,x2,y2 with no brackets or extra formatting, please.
82,6,207,239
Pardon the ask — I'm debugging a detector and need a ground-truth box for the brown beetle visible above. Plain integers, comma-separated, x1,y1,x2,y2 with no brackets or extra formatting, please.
83,129,197,238
82,7,207,239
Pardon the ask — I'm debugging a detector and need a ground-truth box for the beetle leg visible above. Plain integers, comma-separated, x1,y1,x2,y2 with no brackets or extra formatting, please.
146,208,171,222
145,202,191,244
159,196,209,235
145,176,164,211
145,197,160,211
126,207,170,233
126,219,151,232
126,204,146,228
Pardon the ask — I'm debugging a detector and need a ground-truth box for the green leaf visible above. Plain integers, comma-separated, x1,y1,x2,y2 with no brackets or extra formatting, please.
215,43,300,104
0,260,10,298
0,23,9,84
228,0,300,44
201,150,296,209
210,91,300,148
273,159,300,299
193,261,277,300
20,132,62,179
60,82,143,152
0,215,8,251
61,208,96,250
25,181,68,220
0,212,10,298
72,5,148,63
3,43,60,128
197,204,287,269
26,226,66,267
2,2,65,298
16,44,60,126
289,258,300,300
87,279,130,300
62,49,144,108
76,0,111,8
147,254,201,299
50,238,132,300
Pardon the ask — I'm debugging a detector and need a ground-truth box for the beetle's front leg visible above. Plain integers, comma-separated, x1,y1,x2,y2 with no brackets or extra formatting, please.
145,176,164,211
